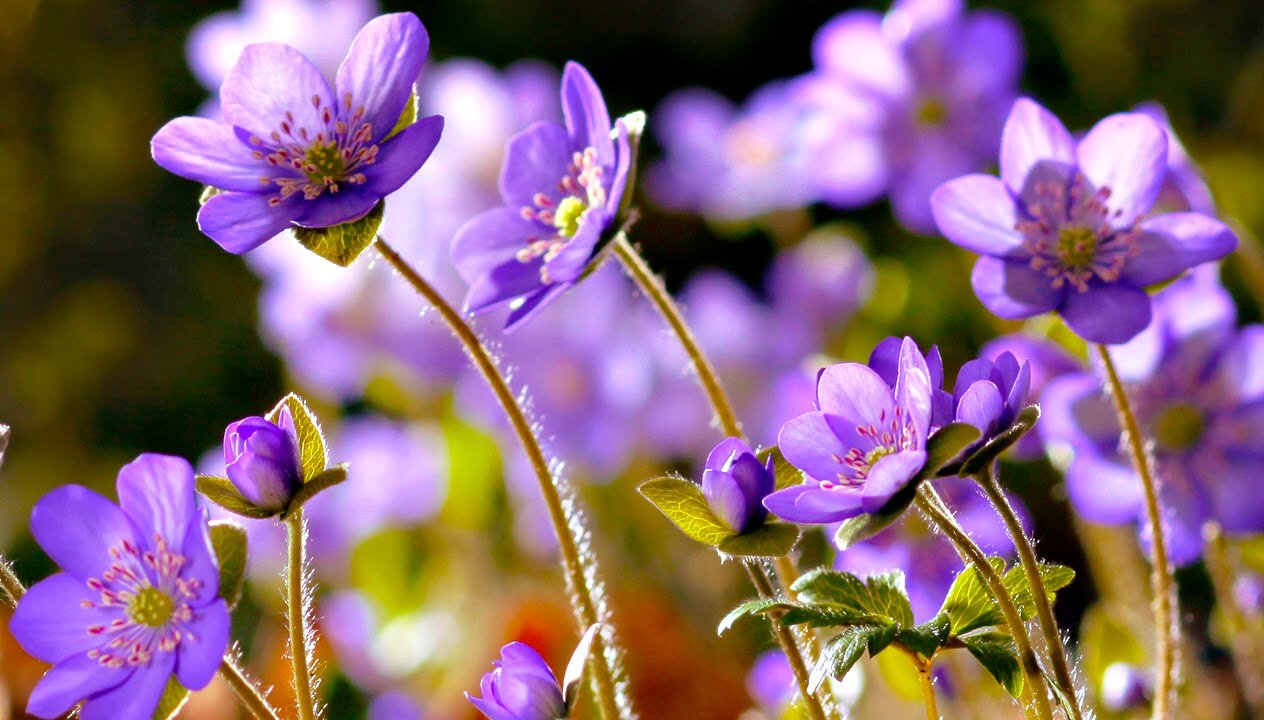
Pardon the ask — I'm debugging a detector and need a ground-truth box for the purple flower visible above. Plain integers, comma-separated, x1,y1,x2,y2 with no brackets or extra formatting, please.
467,642,567,720
930,97,1236,344
702,437,775,534
1100,663,1151,712
746,650,796,712
1041,273,1264,564
152,13,443,254
799,0,1022,232
763,337,934,524
951,350,1031,448
979,334,1080,459
223,409,302,511
452,62,633,330
1134,102,1215,216
10,455,230,720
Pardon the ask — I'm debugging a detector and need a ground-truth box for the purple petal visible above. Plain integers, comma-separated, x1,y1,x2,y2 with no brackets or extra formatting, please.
817,363,896,430
703,469,749,533
197,191,302,254
1065,452,1142,524
116,454,197,553
764,483,863,524
999,98,1075,196
335,12,429,144
1076,113,1167,227
1039,374,1119,450
503,283,569,331
180,517,220,602
705,437,752,472
541,214,602,285
295,188,379,229
176,599,231,690
606,118,634,215
890,142,976,235
451,207,541,285
956,380,1004,435
1217,326,1264,402
365,114,444,195
219,43,334,142
894,337,934,444
1061,284,1152,345
1121,213,1237,287
867,336,902,387
463,259,545,315
499,121,572,208
150,117,267,191
970,255,1062,319
78,653,176,720
953,10,1024,94
30,485,136,581
885,0,962,37
27,653,132,719
467,694,517,720
778,412,852,484
930,175,1025,257
812,11,910,98
1209,458,1264,535
953,358,995,401
561,62,613,163
10,573,112,663
860,450,927,513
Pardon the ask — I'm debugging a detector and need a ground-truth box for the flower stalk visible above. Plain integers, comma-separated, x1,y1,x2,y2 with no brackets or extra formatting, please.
745,562,829,720
0,556,24,608
1203,522,1264,717
1094,344,1178,720
374,237,626,720
285,511,319,720
917,660,940,720
220,655,283,720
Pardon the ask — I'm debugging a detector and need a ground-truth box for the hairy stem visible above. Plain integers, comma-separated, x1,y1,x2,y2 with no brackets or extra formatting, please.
374,237,626,720
1094,344,1178,720
976,465,1083,719
1203,522,1264,716
918,662,940,720
220,656,282,720
0,556,24,608
915,487,1054,720
285,512,318,720
746,562,829,720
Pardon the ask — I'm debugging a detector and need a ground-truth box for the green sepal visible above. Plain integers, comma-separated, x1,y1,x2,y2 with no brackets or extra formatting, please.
281,463,349,520
294,199,384,267
266,393,328,482
612,109,645,226
808,625,881,694
961,631,1024,698
195,475,276,519
151,676,190,720
638,476,732,547
922,422,982,478
385,88,418,142
959,405,1041,476
209,520,248,609
756,445,805,492
718,523,800,558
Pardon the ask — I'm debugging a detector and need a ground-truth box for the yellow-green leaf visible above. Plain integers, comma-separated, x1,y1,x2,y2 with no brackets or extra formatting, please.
210,521,248,609
293,200,384,267
267,393,327,482
638,476,732,546
718,523,800,558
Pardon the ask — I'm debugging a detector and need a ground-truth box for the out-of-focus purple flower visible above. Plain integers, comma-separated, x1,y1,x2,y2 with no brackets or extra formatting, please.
467,642,567,720
223,409,302,511
766,230,874,363
648,81,816,221
1235,573,1264,614
980,334,1080,459
368,691,424,720
764,337,934,524
931,98,1236,344
799,0,1022,232
452,62,633,330
951,350,1031,448
1100,663,1151,712
152,13,443,254
11,455,229,720
1041,274,1264,564
747,649,796,712
1135,102,1216,216
702,437,775,534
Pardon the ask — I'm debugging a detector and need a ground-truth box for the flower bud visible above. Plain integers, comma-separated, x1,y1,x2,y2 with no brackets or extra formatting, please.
703,437,774,534
467,642,567,720
223,408,302,512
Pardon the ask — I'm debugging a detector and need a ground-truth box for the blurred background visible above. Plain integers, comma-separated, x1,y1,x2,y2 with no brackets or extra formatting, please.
1,0,1264,718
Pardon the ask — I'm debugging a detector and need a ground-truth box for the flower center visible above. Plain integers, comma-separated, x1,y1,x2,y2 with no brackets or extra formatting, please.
1057,225,1098,271
915,98,947,127
514,145,608,284
1153,402,1204,451
552,196,587,239
824,406,918,487
128,586,175,628
865,445,896,466
303,140,348,185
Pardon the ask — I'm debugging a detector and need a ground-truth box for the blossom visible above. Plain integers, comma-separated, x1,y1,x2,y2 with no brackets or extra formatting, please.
223,409,302,511
1135,102,1215,216
763,337,934,524
951,350,1031,449
1040,273,1264,564
152,12,443,254
702,437,775,534
10,455,229,719
1100,663,1151,712
798,0,1022,232
979,334,1080,459
467,642,567,720
452,62,633,330
930,97,1236,344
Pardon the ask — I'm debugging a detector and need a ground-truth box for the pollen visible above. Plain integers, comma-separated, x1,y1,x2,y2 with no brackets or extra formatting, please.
915,98,947,127
127,586,175,628
552,196,587,239
1153,402,1205,451
1057,225,1098,271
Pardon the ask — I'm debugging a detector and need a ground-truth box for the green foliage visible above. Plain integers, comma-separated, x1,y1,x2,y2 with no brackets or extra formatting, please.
959,405,1042,475
717,598,786,634
1003,562,1076,621
195,475,275,519
294,200,385,267
864,571,915,628
961,632,1024,698
151,676,190,720
209,520,248,609
718,523,800,558
283,463,349,519
923,422,981,477
638,476,731,546
267,393,328,481
940,558,1008,634
809,625,878,693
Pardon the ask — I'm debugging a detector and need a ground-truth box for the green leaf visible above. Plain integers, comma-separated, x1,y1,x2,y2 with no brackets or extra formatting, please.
283,463,349,518
922,422,981,478
294,199,384,267
151,676,190,720
718,523,800,558
791,569,871,612
638,476,732,546
385,88,418,142
899,616,950,658
267,393,327,482
209,521,248,609
865,571,915,628
1003,562,1075,622
939,557,1007,635
195,475,275,519
563,623,602,711
865,621,900,655
961,631,1024,698
809,626,877,694
961,405,1041,475
756,445,805,492
779,604,887,629
718,598,787,635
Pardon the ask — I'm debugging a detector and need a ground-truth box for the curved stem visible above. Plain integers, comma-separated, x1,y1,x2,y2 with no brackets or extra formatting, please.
0,556,24,608
746,562,829,720
220,656,282,720
918,662,940,720
915,487,1054,720
612,235,742,438
976,465,1083,719
285,512,318,720
1094,344,1178,720
1203,522,1264,716
374,238,625,720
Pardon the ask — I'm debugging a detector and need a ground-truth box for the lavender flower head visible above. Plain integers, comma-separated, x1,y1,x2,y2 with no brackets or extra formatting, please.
467,642,567,720
1041,273,1264,564
764,337,934,524
452,62,633,330
11,455,229,719
224,407,302,511
931,97,1236,344
799,0,1022,232
152,12,443,254
952,350,1031,448
703,437,775,534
